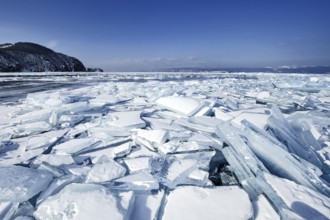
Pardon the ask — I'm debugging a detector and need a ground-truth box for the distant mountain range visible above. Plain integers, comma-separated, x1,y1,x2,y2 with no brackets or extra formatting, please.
157,66,330,74
0,42,88,72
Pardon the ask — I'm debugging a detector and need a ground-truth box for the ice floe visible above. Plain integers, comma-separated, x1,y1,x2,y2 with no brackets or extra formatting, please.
0,72,330,219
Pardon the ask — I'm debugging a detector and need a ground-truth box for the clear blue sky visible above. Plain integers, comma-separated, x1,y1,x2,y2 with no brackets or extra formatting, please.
1,0,329,71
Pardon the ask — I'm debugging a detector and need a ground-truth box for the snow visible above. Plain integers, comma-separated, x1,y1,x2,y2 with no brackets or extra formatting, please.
1,71,330,218
162,186,253,220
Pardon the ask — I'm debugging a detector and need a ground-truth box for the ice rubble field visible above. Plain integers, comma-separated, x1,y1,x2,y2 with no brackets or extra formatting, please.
0,72,330,220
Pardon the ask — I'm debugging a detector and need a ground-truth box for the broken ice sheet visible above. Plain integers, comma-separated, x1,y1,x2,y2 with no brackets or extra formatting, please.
25,128,68,151
162,186,253,220
123,156,151,173
74,141,132,163
134,129,168,149
111,171,159,191
52,138,100,155
35,183,128,220
0,166,53,202
85,156,126,183
158,155,198,189
31,154,75,168
13,121,53,138
37,174,82,205
262,172,330,219
156,96,204,116
105,110,146,129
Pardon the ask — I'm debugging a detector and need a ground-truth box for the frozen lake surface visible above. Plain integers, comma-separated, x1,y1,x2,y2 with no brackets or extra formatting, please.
0,72,330,219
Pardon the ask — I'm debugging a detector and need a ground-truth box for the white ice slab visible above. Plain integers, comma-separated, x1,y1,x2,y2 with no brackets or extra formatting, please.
107,111,146,129
0,166,52,202
162,186,253,220
52,138,99,155
156,96,204,116
112,171,159,190
35,183,126,220
124,157,151,173
135,129,168,148
85,156,126,183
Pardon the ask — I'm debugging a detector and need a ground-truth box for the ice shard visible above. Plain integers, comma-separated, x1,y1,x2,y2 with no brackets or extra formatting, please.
0,166,52,202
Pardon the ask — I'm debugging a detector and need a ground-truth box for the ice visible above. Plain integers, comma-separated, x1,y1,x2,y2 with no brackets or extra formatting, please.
85,156,126,183
162,186,253,220
1,72,330,217
89,94,121,106
252,195,280,220
25,129,68,151
267,106,323,168
177,168,211,187
158,140,180,154
215,122,268,175
13,108,53,124
0,202,19,220
242,127,330,196
134,129,168,149
107,110,146,129
75,141,132,163
37,174,81,205
129,190,164,220
231,110,270,130
124,156,151,173
156,96,204,116
34,183,127,220
111,171,159,190
0,166,52,202
213,108,234,121
159,156,198,189
37,162,65,177
14,121,53,137
174,118,215,133
31,154,74,167
263,172,330,219
52,138,100,155
10,202,35,220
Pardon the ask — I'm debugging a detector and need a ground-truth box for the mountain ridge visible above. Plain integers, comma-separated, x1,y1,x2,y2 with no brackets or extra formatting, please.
0,42,86,72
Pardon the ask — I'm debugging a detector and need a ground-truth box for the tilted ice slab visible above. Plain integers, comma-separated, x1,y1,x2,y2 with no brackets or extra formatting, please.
0,166,53,202
162,186,253,220
263,172,330,219
156,96,204,116
111,171,159,191
0,201,19,220
252,195,280,220
35,183,128,220
52,138,100,155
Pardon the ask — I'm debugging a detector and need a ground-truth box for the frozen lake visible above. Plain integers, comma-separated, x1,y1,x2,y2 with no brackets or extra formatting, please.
0,72,330,219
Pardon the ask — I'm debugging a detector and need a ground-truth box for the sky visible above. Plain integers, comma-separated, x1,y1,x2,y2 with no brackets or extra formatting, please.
0,0,330,71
